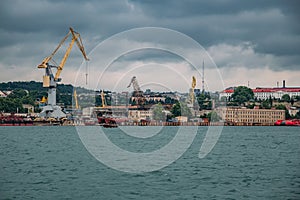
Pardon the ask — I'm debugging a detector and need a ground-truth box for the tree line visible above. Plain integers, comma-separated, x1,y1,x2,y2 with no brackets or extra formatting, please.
0,81,91,113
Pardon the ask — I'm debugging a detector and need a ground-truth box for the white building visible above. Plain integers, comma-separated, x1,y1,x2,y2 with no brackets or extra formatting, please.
128,109,152,121
0,90,7,97
220,87,300,100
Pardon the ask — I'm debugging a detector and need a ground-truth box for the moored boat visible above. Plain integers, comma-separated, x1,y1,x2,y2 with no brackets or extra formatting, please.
0,114,33,126
98,116,118,128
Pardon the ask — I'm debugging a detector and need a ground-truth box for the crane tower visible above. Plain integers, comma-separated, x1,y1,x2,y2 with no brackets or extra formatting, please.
127,76,145,105
189,76,196,104
127,76,143,97
37,27,89,118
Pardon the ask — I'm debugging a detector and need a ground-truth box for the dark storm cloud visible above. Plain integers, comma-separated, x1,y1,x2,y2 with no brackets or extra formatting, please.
0,0,299,77
130,0,300,56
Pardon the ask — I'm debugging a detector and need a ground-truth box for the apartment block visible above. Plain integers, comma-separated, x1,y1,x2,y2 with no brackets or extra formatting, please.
217,107,285,125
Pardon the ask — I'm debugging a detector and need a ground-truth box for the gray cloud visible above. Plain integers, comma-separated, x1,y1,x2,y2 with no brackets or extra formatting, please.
0,0,299,85
130,1,300,57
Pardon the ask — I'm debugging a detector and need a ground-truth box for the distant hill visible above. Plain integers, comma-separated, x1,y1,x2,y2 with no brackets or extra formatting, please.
0,81,92,94
0,81,46,92
0,81,94,113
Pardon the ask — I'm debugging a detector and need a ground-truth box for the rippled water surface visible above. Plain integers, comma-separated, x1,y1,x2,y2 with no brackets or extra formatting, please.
0,126,299,199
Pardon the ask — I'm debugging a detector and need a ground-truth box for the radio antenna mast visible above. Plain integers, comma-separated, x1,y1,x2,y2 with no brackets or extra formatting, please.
202,60,205,92
85,61,89,85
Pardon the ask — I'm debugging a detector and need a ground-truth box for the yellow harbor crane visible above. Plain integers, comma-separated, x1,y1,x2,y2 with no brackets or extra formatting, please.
40,96,47,104
189,76,196,104
37,27,89,118
100,90,107,108
73,89,80,110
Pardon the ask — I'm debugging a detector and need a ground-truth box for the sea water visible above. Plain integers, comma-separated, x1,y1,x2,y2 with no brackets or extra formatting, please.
0,126,299,199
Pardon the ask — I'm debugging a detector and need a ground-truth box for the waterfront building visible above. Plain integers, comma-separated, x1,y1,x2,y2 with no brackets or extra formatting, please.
175,116,188,123
128,109,152,121
22,104,34,113
217,107,285,125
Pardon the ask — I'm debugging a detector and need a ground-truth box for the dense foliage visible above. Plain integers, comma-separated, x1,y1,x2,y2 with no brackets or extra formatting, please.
196,92,212,110
152,103,165,121
231,86,254,105
171,101,192,118
0,81,92,113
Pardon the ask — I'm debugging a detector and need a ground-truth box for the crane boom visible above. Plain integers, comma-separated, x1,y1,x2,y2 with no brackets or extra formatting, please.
37,27,89,81
38,32,71,69
55,27,89,81
127,76,145,106
127,76,141,91
37,27,89,119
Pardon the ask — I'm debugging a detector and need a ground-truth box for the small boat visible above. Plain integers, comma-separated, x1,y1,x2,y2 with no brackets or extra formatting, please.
98,116,118,128
83,118,98,126
103,123,118,128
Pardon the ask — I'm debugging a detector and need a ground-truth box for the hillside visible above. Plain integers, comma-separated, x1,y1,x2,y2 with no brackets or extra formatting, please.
0,81,93,113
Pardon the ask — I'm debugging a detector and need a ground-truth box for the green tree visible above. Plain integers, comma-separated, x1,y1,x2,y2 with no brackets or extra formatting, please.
231,86,254,105
281,94,290,102
268,95,273,107
291,98,294,106
207,111,221,122
220,96,227,102
247,103,255,109
275,104,286,110
275,104,291,119
285,110,292,119
21,95,35,105
295,111,300,119
197,92,211,110
0,98,24,113
7,89,28,99
0,81,94,111
165,96,176,104
171,101,181,117
171,101,192,118
260,99,271,109
152,103,165,121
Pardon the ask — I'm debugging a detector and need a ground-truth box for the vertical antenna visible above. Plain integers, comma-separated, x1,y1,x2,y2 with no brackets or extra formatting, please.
202,60,205,92
248,81,250,87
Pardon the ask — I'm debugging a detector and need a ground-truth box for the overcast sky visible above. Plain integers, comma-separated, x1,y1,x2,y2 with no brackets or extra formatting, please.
0,0,299,92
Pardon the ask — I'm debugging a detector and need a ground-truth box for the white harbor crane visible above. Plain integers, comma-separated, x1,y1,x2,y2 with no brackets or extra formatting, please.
127,76,145,105
37,27,89,118
127,76,141,92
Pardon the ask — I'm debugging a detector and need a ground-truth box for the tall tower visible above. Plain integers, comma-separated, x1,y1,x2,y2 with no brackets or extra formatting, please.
202,60,205,92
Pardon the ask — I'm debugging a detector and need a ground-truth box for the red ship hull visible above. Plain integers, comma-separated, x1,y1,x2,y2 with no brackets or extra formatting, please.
274,119,300,126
